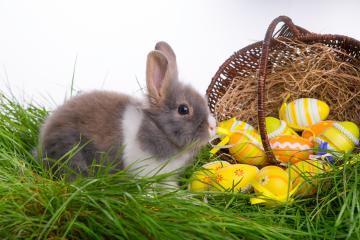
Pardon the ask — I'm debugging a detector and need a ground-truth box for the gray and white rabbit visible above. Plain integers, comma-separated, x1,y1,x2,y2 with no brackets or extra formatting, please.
38,41,216,183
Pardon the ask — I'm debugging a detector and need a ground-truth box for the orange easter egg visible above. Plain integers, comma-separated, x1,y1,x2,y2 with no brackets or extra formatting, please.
270,135,313,164
302,121,334,141
228,132,268,166
315,121,360,153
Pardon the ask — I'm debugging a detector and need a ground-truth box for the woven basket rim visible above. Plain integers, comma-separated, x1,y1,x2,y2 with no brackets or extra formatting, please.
208,33,360,98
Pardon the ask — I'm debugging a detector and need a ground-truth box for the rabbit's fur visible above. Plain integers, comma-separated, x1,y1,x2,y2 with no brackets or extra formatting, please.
38,41,215,182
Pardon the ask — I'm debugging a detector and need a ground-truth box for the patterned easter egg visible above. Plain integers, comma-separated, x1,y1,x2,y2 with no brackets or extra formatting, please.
218,117,258,138
289,160,329,197
270,135,313,164
253,166,291,198
302,121,334,141
314,121,359,153
265,117,298,139
189,161,230,192
213,164,259,192
210,119,260,157
229,131,268,166
279,98,330,130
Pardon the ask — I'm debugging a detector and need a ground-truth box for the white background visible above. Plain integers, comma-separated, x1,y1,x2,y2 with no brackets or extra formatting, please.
0,0,359,108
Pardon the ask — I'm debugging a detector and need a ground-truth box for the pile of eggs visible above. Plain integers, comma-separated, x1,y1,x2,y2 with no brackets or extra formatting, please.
189,159,329,203
190,98,360,203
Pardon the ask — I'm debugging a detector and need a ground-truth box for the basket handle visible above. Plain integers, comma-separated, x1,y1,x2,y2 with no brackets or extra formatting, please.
257,16,299,164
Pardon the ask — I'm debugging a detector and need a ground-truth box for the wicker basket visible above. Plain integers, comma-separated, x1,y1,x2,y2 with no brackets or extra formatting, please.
206,16,360,164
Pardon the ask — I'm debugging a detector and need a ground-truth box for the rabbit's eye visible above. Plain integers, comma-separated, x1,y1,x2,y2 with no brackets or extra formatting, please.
178,104,189,115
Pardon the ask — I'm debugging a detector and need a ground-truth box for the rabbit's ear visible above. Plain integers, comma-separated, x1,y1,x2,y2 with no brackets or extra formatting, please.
155,41,178,76
155,41,176,64
146,50,170,99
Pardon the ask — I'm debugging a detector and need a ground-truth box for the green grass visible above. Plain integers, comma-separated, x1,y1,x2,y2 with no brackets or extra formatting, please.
0,94,360,240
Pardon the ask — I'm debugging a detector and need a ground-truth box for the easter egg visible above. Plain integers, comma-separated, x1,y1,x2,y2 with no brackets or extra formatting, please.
210,119,259,156
252,166,291,201
289,160,329,197
265,117,298,139
213,164,259,192
302,121,334,141
218,117,258,138
201,161,231,171
279,98,330,130
314,121,359,153
189,161,230,192
229,131,268,166
270,135,313,164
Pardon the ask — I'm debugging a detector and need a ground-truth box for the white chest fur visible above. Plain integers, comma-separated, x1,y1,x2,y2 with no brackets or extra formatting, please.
121,104,191,178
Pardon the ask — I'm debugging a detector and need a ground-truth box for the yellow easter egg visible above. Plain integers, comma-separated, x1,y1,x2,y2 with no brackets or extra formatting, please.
265,117,298,139
189,161,230,192
202,160,231,171
218,117,258,138
289,160,329,197
213,164,259,192
315,121,359,153
279,98,330,130
270,135,313,164
302,121,334,141
253,166,291,198
218,117,236,130
228,131,268,166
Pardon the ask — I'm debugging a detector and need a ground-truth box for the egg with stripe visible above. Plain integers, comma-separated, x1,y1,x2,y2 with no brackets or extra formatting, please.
265,116,298,139
228,131,268,166
279,98,330,130
270,135,313,164
302,120,334,141
314,121,359,153
218,117,258,138
288,160,330,197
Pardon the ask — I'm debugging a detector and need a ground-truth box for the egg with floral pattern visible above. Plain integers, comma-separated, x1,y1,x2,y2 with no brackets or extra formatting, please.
189,161,231,192
213,164,259,192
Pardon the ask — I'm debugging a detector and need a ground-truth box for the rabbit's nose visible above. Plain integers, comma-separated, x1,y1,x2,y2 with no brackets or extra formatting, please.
208,115,216,137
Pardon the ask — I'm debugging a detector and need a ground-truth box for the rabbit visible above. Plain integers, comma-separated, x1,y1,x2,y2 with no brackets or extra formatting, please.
38,41,216,184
